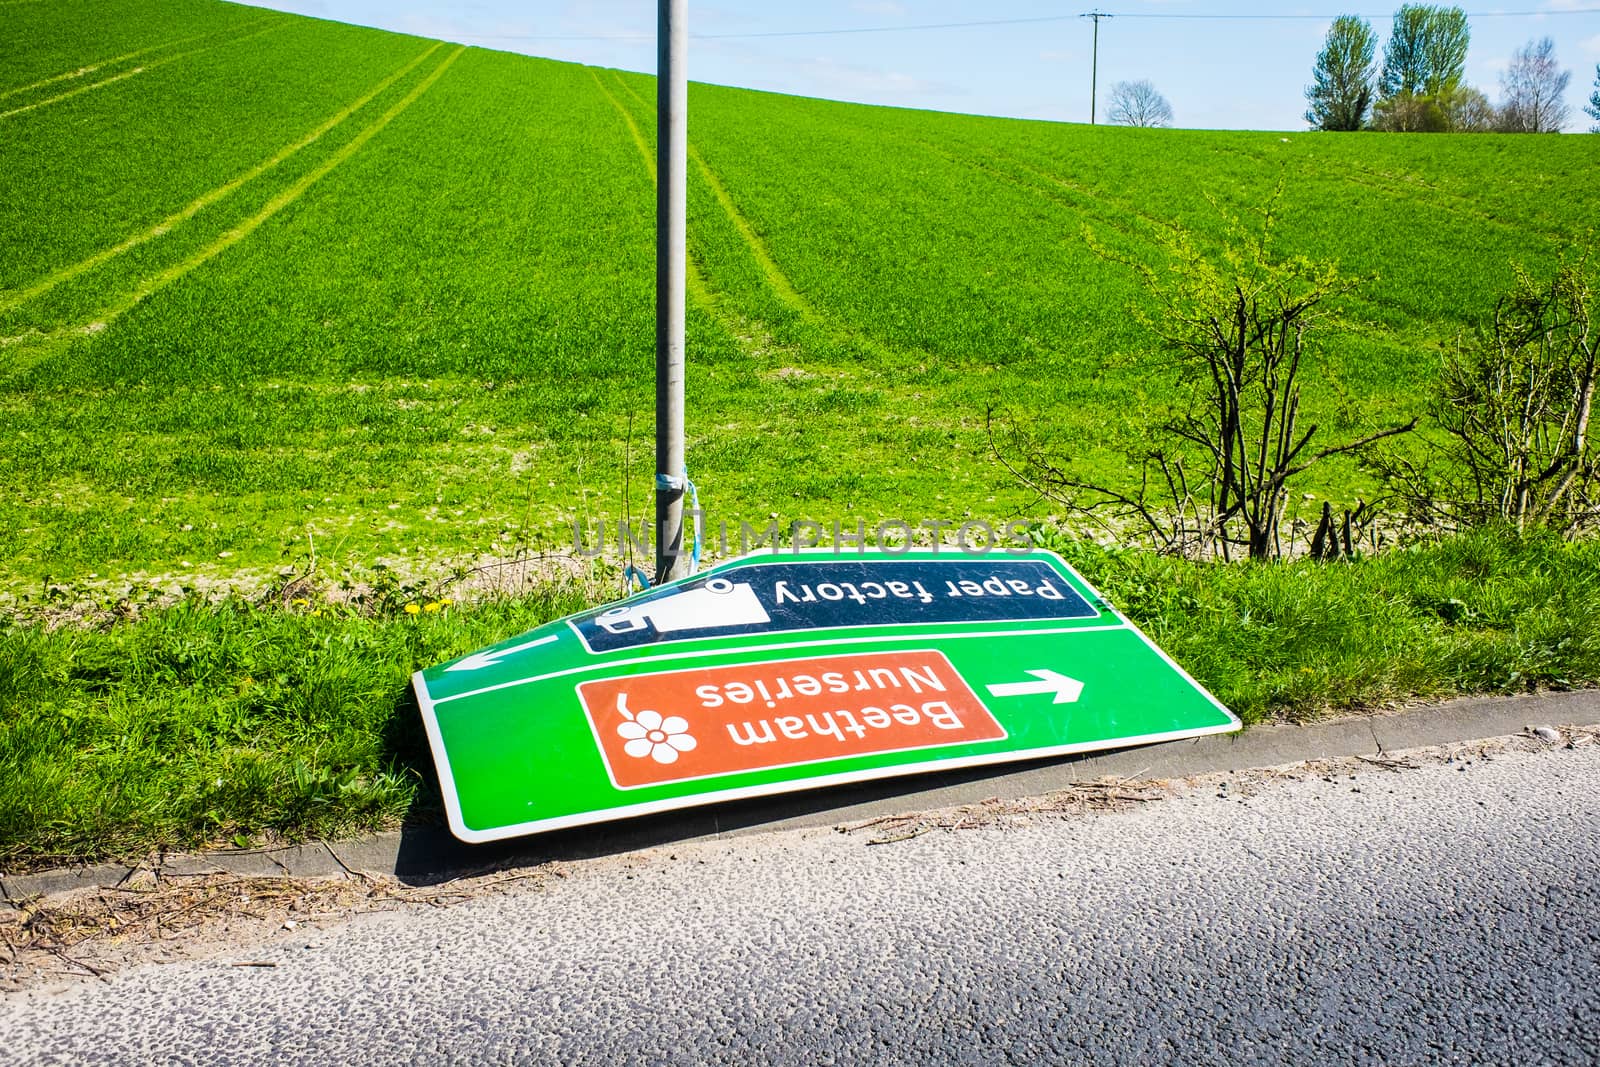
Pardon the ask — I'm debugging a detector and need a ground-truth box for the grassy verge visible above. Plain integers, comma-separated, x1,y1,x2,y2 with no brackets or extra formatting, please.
1043,528,1600,722
3,528,1598,871
0,585,588,872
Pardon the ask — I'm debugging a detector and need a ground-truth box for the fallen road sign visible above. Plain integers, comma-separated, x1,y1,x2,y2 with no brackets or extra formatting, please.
412,549,1239,843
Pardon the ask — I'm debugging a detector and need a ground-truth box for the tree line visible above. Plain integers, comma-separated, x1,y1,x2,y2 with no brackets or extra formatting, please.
1306,4,1600,133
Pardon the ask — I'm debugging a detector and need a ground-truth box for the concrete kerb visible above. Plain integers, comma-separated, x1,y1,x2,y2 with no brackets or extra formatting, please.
1368,688,1600,751
2,862,138,905
2,688,1595,904
158,842,347,881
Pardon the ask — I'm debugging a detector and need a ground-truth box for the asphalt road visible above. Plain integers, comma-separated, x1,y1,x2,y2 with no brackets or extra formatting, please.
5,742,1598,1065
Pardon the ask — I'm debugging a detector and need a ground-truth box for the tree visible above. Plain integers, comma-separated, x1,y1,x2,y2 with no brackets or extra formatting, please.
1374,4,1470,131
1420,5,1468,96
1379,5,1433,98
1447,86,1497,132
1306,16,1378,130
1498,37,1571,133
1107,80,1173,128
1372,90,1450,132
1588,64,1599,132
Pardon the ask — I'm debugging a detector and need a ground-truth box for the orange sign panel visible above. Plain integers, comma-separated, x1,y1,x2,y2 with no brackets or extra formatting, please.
577,650,1007,789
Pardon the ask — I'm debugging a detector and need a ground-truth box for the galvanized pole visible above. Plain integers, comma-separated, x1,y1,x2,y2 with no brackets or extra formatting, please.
655,0,690,583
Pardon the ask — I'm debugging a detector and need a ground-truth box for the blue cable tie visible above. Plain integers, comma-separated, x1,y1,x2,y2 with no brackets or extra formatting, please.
685,470,702,572
653,468,702,573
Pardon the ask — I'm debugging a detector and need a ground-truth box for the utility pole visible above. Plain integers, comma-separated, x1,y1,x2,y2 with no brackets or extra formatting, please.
655,0,690,583
1081,10,1112,124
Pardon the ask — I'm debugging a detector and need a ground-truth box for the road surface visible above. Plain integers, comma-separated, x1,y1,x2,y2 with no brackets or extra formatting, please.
5,739,1598,1064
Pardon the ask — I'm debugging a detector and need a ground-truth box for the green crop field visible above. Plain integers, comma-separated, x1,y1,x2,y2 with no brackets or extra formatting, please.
3,0,1597,606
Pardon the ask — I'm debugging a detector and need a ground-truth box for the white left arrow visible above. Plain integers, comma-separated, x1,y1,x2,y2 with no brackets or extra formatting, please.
445,634,558,672
986,669,1084,704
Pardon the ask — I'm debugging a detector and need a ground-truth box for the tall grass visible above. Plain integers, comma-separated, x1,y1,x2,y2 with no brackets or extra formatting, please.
3,530,1597,869
1048,527,1600,723
0,587,585,870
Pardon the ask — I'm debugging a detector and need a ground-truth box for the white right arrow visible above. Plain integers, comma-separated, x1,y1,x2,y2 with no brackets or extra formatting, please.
986,669,1084,704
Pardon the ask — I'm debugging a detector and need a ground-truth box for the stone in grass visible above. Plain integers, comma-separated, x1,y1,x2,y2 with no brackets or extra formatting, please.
1529,725,1562,743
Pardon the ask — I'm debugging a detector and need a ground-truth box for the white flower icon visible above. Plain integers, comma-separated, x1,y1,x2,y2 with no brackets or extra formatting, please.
616,698,697,765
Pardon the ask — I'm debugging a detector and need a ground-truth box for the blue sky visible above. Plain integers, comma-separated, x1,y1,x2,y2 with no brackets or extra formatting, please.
253,1,1600,131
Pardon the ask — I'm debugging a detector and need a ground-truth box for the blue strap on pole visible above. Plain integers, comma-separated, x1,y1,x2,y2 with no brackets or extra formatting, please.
654,468,702,574
686,471,701,572
623,564,651,593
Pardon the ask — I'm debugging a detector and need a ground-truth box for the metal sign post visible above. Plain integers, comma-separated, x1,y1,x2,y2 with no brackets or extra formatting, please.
413,550,1240,843
655,0,690,583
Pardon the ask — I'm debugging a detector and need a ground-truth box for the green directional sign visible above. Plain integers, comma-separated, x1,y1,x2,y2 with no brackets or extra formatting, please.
413,549,1238,843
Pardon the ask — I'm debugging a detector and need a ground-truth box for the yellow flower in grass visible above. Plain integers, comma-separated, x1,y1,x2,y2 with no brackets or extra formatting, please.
404,603,421,615
423,601,442,613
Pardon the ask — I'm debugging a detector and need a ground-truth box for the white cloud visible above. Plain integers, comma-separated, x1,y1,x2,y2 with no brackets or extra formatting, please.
1579,33,1600,58
250,1,333,16
690,5,763,33
692,37,959,102
784,54,954,97
852,1,909,16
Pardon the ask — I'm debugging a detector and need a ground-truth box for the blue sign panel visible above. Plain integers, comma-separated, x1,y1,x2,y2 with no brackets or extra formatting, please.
569,557,1100,653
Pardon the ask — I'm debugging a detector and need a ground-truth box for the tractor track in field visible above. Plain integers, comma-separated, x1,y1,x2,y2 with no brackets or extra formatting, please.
0,41,178,100
607,75,819,324
95,43,465,322
0,15,284,99
686,144,818,322
0,19,288,121
0,42,444,316
0,46,464,372
0,64,152,121
1194,142,1573,247
918,139,1172,252
601,71,924,373
587,69,715,313
586,72,655,181
1310,158,1575,246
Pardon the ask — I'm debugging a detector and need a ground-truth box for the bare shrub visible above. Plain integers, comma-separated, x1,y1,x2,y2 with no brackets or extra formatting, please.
1375,251,1598,535
993,191,1413,561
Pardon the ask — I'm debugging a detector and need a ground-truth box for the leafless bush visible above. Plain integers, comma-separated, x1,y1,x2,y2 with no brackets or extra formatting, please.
993,191,1413,561
1374,251,1598,535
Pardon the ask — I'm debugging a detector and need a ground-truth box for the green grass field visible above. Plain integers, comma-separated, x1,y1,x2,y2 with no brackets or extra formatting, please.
4,0,1597,604
3,530,1596,869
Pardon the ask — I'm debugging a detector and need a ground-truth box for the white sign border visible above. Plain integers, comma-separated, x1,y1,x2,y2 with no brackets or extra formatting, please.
414,551,1241,845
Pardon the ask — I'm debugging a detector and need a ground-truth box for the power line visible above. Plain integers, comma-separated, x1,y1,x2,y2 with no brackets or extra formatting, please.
446,8,1600,44
446,16,1070,43
1074,7,1600,18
